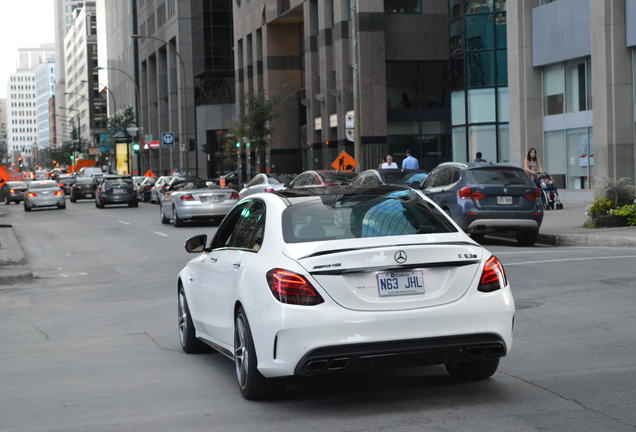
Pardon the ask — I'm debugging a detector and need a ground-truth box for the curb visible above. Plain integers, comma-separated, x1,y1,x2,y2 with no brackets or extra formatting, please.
0,265,34,285
538,232,636,247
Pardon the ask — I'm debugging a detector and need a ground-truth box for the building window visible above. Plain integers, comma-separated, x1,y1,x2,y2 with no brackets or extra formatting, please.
543,57,591,115
545,128,594,189
386,61,448,110
385,0,421,13
157,3,166,27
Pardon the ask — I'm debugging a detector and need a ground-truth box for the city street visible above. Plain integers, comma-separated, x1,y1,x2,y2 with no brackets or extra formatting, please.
1,203,636,431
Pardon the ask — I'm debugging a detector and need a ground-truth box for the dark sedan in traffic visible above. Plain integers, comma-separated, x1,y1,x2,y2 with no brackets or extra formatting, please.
95,176,138,208
70,177,98,202
1,181,28,204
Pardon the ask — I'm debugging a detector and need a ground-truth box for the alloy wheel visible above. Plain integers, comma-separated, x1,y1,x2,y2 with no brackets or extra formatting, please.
178,291,188,346
234,316,249,389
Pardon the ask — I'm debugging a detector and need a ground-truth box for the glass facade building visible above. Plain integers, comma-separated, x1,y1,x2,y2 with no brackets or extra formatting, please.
449,0,508,164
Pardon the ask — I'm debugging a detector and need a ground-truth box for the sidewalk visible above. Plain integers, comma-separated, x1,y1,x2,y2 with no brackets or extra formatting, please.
539,198,636,247
0,211,33,284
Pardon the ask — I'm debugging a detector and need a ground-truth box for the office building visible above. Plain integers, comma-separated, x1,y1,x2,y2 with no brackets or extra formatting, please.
137,0,234,176
506,0,636,190
233,0,450,172
64,2,108,150
0,98,7,163
6,70,38,165
35,58,56,149
54,0,87,148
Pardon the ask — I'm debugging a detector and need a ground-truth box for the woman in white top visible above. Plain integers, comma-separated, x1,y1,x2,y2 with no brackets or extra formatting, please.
380,154,398,169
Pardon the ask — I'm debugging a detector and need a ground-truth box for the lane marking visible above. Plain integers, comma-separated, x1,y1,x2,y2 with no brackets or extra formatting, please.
505,255,636,267
153,231,169,237
118,219,131,225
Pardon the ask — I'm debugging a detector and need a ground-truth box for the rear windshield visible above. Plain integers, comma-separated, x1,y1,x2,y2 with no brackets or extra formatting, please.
29,181,57,189
381,170,428,185
282,190,456,243
76,178,96,184
105,179,133,186
466,168,532,186
58,177,76,183
321,172,356,184
171,180,209,190
8,182,26,188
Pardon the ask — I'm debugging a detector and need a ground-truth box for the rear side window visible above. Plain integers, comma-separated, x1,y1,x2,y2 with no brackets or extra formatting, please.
320,172,356,184
105,179,133,186
467,168,532,185
282,190,456,243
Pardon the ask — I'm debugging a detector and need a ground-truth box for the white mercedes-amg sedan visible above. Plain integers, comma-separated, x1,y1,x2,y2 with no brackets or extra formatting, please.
177,185,515,399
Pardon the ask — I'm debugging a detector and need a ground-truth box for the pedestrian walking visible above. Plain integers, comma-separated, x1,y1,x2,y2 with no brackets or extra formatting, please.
380,154,398,169
473,152,487,163
401,149,419,169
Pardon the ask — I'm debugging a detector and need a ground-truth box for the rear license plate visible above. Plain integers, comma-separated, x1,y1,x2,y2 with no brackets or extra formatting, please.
201,195,223,203
86,194,93,198
114,188,124,194
376,270,425,297
497,196,513,205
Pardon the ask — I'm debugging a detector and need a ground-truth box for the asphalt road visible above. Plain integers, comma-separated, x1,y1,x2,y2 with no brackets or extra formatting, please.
1,200,636,431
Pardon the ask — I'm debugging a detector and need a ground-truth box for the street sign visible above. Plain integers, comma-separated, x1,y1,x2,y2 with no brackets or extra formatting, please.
161,132,175,147
148,141,161,149
331,151,357,172
345,128,354,142
345,110,355,129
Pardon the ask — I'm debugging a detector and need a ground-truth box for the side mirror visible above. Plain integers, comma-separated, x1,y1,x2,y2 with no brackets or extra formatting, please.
185,234,208,253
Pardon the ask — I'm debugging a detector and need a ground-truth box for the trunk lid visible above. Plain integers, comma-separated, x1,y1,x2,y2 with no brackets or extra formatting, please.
284,234,483,311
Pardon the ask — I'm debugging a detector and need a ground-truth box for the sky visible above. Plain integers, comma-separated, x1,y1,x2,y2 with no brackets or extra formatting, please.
0,0,55,98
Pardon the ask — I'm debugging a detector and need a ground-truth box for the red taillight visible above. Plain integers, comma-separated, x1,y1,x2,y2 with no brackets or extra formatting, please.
9,189,15,193
478,256,507,292
459,186,485,200
266,269,324,306
26,192,37,198
180,193,194,201
162,185,168,191
54,190,64,196
263,188,274,193
58,183,64,187
230,192,239,200
524,188,541,201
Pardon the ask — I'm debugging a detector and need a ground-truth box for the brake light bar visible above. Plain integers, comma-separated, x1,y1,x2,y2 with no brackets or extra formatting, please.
230,192,239,200
54,190,64,196
58,183,64,187
263,188,274,193
266,269,324,306
180,194,194,201
459,187,485,200
478,256,507,292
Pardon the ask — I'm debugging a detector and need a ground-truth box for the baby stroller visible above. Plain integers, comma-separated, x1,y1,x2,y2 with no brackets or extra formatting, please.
536,172,563,210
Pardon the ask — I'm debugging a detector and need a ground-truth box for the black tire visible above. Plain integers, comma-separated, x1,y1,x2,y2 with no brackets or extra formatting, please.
70,196,77,203
160,205,170,224
177,287,208,354
446,358,500,381
24,204,31,212
58,204,66,209
235,307,280,400
5,198,9,205
98,201,105,209
173,206,184,227
131,201,139,208
516,229,538,246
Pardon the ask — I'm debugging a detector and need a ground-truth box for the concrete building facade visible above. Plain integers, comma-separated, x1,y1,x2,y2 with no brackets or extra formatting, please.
6,70,38,165
0,98,7,163
35,58,56,149
507,0,636,189
137,0,234,176
64,2,108,150
54,0,85,148
233,0,450,172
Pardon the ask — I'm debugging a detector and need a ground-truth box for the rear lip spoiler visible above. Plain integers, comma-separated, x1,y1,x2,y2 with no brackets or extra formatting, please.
310,260,481,275
298,241,479,260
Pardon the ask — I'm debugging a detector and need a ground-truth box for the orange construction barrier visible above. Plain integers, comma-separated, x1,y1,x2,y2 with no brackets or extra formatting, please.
219,176,226,188
143,170,157,178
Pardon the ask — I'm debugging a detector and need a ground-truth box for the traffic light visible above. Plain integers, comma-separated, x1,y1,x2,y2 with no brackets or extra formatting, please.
70,155,75,161
235,142,240,148
132,142,140,153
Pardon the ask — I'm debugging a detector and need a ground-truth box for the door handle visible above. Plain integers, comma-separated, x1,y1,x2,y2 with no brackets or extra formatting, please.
210,257,218,263
232,262,241,269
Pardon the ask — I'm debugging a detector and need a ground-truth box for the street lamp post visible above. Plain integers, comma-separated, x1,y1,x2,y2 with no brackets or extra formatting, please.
131,34,199,177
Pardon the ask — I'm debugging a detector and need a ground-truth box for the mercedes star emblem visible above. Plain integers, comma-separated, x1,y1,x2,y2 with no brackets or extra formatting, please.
394,250,408,264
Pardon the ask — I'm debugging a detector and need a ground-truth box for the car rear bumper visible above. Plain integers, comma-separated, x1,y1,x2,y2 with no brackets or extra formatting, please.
27,198,64,207
246,286,515,378
176,203,235,218
100,194,136,204
295,333,506,375
467,218,539,232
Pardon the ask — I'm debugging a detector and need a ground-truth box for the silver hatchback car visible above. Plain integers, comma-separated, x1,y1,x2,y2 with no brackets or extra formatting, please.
24,180,66,212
